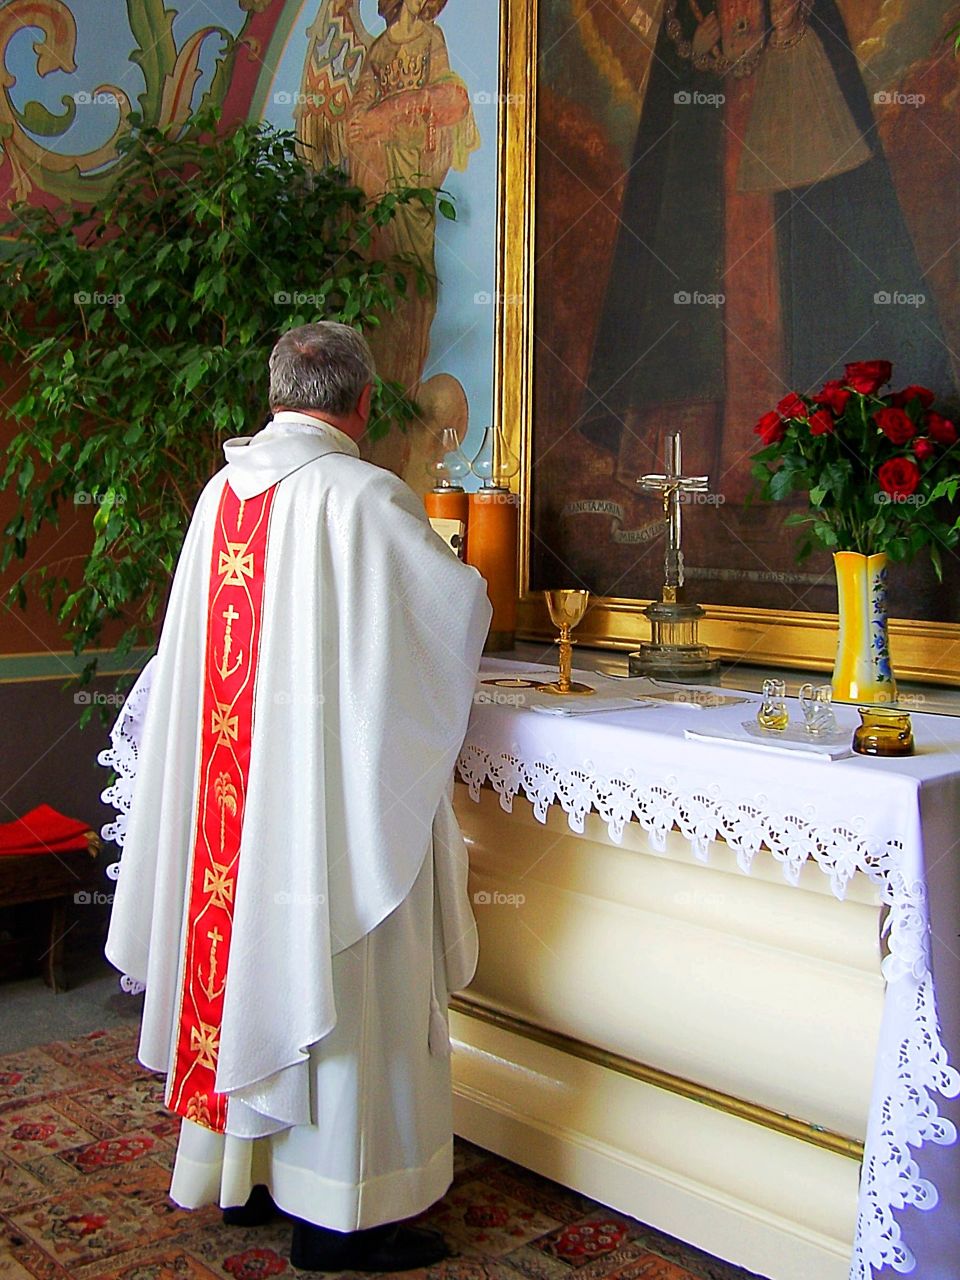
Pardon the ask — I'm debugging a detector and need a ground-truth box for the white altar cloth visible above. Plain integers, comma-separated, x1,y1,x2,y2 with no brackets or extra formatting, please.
458,659,960,1280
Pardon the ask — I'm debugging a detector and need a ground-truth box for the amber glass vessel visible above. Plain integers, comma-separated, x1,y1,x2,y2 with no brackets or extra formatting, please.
852,707,914,757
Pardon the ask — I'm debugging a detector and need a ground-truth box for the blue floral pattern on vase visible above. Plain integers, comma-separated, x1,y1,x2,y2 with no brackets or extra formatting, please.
871,565,894,685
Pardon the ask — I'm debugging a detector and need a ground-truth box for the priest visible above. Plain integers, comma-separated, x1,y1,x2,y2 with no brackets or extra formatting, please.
105,322,492,1271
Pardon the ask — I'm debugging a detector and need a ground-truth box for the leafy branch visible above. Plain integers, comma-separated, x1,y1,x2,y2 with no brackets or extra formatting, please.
0,108,452,685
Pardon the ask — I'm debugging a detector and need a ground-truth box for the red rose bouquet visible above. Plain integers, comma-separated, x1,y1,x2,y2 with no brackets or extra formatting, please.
751,361,960,575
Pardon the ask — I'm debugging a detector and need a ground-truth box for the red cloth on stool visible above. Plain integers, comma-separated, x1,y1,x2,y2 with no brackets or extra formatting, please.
0,805,93,856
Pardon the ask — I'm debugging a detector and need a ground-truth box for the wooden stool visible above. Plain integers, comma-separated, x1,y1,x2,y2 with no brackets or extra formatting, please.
0,839,100,992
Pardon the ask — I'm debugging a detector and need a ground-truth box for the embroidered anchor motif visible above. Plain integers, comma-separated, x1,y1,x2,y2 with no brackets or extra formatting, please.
198,926,225,1001
218,542,255,586
215,605,243,680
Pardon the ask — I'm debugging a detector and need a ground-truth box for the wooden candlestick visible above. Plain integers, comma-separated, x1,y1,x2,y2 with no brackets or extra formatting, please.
466,488,518,651
424,487,469,525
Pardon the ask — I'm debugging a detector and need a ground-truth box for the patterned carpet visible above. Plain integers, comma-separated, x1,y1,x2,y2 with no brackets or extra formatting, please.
0,1027,764,1280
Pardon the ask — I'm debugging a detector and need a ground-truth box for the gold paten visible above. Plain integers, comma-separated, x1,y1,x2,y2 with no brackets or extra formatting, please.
494,0,960,687
450,993,864,1163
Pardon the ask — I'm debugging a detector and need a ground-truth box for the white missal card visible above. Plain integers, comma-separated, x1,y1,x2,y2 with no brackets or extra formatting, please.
528,696,656,717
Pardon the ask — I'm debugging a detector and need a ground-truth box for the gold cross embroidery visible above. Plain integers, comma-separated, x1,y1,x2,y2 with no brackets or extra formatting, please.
203,861,235,910
218,542,255,586
191,1022,220,1070
211,702,238,746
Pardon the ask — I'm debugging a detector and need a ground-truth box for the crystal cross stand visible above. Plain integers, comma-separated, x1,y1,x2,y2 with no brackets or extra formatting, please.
628,431,720,681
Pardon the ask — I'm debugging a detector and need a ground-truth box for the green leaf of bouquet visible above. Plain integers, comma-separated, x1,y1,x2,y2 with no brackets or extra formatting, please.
769,467,796,501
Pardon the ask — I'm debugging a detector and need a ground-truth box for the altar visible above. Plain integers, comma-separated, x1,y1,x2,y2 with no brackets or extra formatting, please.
450,654,960,1280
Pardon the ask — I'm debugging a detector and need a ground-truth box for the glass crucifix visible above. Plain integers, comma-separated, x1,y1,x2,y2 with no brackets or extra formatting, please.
636,432,709,604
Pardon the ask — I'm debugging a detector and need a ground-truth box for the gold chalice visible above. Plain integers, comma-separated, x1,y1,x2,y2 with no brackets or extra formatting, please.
537,589,595,696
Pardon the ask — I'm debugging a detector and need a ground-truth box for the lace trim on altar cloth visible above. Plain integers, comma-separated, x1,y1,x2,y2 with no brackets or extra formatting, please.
855,972,959,1276
97,658,155,998
456,744,960,1280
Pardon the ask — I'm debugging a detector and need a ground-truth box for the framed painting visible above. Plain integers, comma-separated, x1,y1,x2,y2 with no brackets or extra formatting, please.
499,0,960,684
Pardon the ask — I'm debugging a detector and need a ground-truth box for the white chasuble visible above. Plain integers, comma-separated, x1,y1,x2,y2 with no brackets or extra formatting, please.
105,412,491,1227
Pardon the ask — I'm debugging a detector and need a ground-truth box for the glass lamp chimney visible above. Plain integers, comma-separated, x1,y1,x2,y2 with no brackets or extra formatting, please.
471,424,520,489
426,427,471,491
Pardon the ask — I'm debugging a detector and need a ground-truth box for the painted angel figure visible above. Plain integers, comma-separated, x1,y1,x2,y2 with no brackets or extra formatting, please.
294,0,479,484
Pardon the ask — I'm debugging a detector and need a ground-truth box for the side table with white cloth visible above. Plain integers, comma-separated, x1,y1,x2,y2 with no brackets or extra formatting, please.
451,657,959,1280
100,652,959,1280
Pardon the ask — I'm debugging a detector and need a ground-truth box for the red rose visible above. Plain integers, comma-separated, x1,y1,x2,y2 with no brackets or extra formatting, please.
754,410,785,446
808,408,834,436
914,438,936,461
875,406,915,445
878,457,921,499
776,392,807,420
814,380,852,414
844,360,893,395
926,412,957,446
892,384,935,409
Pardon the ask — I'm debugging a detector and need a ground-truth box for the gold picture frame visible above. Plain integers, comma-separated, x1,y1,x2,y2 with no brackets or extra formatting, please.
495,0,960,687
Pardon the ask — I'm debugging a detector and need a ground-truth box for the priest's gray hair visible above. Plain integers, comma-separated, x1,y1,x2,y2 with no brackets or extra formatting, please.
268,322,375,416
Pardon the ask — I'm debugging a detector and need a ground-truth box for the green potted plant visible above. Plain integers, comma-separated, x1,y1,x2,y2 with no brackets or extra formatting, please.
0,110,446,691
751,360,960,702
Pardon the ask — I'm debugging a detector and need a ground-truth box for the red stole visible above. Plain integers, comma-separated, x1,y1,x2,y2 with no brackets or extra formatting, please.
167,481,277,1133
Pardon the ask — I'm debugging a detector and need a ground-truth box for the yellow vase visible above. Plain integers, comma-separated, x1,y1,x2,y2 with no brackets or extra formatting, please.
832,552,896,704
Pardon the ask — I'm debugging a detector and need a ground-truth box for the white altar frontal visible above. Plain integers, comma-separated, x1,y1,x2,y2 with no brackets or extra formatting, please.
452,655,960,1280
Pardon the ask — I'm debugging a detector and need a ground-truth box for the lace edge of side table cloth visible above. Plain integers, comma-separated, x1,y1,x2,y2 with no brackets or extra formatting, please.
454,740,960,1280
97,657,154,997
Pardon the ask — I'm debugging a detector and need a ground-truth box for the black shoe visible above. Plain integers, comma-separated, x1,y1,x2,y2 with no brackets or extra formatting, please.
223,1184,278,1227
290,1221,450,1272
